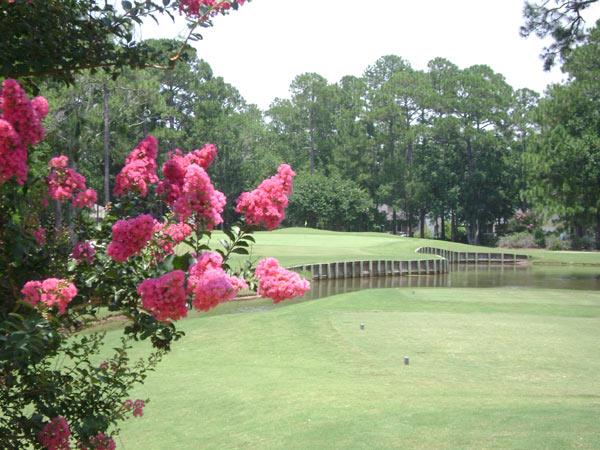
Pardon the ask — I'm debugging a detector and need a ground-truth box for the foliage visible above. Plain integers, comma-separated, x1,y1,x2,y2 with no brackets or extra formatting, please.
525,23,600,248
520,0,599,69
286,172,374,231
0,0,248,88
497,231,538,248
545,234,571,250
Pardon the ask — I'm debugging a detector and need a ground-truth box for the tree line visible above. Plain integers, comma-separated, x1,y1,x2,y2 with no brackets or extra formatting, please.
38,27,600,248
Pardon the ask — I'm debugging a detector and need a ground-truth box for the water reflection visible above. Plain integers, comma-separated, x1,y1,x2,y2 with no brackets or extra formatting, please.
302,263,600,300
207,264,600,317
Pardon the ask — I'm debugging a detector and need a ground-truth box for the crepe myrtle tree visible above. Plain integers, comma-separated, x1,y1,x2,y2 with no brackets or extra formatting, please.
0,77,309,449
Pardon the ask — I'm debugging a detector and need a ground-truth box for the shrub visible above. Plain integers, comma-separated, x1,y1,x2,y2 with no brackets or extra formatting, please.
545,235,571,251
497,231,538,249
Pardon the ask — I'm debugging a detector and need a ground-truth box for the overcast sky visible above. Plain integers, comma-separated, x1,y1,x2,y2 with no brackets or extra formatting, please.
141,0,600,110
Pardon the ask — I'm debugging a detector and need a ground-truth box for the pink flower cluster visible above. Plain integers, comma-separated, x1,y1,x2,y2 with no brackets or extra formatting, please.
179,0,246,19
33,226,46,246
138,270,188,322
114,135,159,197
79,432,116,450
123,399,145,417
153,222,192,257
22,278,78,315
157,144,223,229
187,251,247,312
47,155,97,208
37,416,70,450
235,164,296,230
107,214,155,262
0,79,47,185
255,258,310,303
172,164,226,228
72,241,95,264
157,144,217,202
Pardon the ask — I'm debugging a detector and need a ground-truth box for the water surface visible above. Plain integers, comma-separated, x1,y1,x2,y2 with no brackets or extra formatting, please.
211,264,600,316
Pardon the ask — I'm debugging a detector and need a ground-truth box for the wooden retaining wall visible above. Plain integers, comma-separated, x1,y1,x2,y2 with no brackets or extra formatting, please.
415,247,529,264
288,258,448,280
288,247,529,281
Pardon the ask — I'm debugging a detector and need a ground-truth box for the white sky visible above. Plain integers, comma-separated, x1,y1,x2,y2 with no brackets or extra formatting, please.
141,0,600,110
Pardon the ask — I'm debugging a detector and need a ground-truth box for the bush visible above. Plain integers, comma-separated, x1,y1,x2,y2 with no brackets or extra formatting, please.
497,231,538,248
545,235,571,250
571,235,595,250
287,172,374,231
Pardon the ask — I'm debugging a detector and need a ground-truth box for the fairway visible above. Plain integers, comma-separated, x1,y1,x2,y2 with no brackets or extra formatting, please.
114,287,600,449
201,228,600,267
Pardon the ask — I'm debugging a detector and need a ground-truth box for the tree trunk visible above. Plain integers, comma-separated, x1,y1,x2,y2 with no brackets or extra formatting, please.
103,83,110,205
392,209,397,234
596,208,600,250
467,218,481,245
406,141,413,165
440,210,446,241
451,210,457,241
419,209,425,238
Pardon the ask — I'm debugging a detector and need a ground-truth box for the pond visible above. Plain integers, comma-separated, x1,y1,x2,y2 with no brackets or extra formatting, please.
211,264,600,316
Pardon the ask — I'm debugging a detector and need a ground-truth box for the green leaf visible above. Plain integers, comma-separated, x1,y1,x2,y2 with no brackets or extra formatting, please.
172,254,193,271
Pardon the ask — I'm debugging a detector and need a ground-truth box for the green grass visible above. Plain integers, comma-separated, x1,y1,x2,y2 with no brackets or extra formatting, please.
111,287,600,449
200,227,600,267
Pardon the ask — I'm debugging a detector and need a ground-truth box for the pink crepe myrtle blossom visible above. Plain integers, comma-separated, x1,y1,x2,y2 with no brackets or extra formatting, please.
133,399,145,417
107,214,156,262
156,144,226,222
33,226,46,246
49,155,68,169
0,118,27,185
72,241,95,264
0,79,47,185
187,251,247,312
21,278,78,315
1,79,45,146
179,0,246,19
123,399,145,418
73,188,97,208
153,222,192,257
235,164,296,230
47,155,97,208
255,257,310,303
171,164,225,228
137,270,188,322
114,135,159,197
38,416,71,450
78,432,116,450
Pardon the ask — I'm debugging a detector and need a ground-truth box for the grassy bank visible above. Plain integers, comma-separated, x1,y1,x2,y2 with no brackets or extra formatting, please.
112,287,600,449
